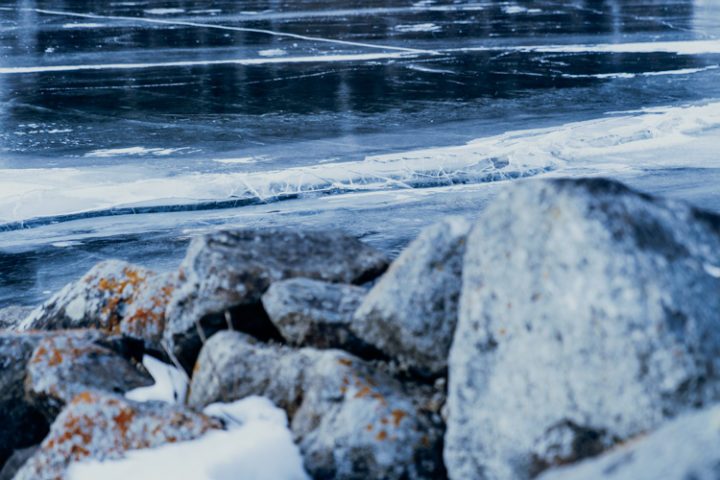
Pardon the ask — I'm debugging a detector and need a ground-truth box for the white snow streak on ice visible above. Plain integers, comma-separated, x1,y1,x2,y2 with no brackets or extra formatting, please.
2,102,720,224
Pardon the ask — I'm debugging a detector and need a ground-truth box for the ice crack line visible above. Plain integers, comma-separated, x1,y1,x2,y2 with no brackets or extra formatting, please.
19,7,438,55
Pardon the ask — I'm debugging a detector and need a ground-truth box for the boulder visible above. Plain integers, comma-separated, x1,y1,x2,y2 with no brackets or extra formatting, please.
262,278,374,355
446,178,720,479
26,330,152,419
14,391,220,480
18,261,179,353
539,404,720,480
0,306,33,330
189,331,445,479
0,332,50,466
352,217,471,377
165,228,389,369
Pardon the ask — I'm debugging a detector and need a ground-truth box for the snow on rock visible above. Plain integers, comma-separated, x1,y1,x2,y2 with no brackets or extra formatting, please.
26,330,152,419
19,260,179,352
189,331,445,479
125,355,188,404
262,278,375,355
539,404,720,480
14,391,219,480
446,178,720,480
0,306,33,329
66,396,308,480
164,228,388,370
352,217,471,377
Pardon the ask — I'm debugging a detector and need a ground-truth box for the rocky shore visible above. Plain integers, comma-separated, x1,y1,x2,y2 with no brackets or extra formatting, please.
1,177,720,479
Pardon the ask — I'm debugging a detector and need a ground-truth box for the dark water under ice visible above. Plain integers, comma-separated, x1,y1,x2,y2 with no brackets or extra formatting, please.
1,0,720,305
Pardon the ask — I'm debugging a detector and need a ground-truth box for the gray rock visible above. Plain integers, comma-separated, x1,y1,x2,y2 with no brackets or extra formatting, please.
0,306,33,330
166,228,389,369
446,178,720,480
352,217,471,377
262,278,373,354
15,390,220,480
189,331,445,479
25,330,152,419
539,404,720,480
0,332,50,466
0,446,38,480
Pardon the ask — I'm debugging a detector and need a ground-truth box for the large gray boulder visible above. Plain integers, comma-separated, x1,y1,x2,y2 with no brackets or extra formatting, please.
15,391,220,480
446,178,720,480
352,217,471,377
17,261,179,354
189,331,445,479
25,330,152,419
165,228,388,369
0,306,33,330
262,278,374,355
539,403,720,480
0,332,50,467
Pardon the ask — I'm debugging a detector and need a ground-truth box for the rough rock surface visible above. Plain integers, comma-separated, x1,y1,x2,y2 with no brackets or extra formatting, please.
262,278,372,354
165,228,388,368
0,446,38,480
26,330,152,419
18,261,178,353
353,217,471,377
0,332,50,466
539,404,720,480
0,306,33,329
14,391,220,480
446,178,720,480
189,331,445,479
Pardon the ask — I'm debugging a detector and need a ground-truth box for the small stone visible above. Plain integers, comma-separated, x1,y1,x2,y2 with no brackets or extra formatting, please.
352,217,471,377
262,278,374,355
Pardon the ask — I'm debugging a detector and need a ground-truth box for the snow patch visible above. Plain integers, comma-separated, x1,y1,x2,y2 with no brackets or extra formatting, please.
84,147,187,158
125,356,188,404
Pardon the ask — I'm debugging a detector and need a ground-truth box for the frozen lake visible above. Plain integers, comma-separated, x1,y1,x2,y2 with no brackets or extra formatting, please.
1,0,720,305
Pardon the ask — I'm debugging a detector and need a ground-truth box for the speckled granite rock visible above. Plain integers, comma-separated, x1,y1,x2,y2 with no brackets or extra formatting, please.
26,330,152,419
17,261,179,353
165,228,389,369
539,404,720,480
14,391,220,480
352,217,471,377
446,178,720,480
262,278,374,355
189,331,445,479
0,306,33,330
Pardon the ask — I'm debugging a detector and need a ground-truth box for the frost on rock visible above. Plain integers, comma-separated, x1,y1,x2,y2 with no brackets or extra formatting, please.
189,331,445,480
26,330,152,419
539,404,720,480
0,306,34,330
164,228,389,369
19,260,179,352
14,391,220,480
352,217,471,377
262,278,374,355
446,178,720,480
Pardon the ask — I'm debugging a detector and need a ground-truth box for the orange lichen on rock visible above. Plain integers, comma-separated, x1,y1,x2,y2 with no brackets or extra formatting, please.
14,391,220,480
